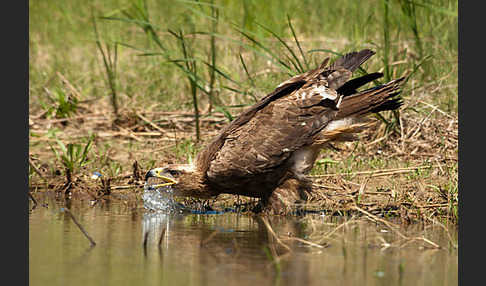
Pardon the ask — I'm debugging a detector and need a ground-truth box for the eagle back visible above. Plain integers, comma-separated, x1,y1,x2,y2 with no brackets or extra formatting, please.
194,50,376,194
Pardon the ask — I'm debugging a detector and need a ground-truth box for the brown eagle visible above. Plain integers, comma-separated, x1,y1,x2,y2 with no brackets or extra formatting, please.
146,49,404,214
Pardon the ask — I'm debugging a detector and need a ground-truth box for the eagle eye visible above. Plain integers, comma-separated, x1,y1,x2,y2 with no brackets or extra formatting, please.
168,169,182,176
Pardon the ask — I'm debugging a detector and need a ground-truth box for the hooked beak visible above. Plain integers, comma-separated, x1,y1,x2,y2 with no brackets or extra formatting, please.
145,168,178,187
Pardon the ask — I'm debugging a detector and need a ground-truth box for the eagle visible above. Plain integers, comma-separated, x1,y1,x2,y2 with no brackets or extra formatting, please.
145,49,404,214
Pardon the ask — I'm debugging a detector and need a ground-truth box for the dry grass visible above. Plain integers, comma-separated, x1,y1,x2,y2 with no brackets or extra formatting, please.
29,0,458,224
28,91,458,224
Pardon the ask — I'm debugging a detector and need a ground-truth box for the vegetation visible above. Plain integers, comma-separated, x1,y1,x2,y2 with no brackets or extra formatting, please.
29,0,458,223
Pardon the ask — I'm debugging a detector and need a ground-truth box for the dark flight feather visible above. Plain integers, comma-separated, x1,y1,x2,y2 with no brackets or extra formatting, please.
337,72,384,96
329,49,375,72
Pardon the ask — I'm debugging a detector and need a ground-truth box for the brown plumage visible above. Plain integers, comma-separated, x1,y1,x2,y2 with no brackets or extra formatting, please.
146,49,405,213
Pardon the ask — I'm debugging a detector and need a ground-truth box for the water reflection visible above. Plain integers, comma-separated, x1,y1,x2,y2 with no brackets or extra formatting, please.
142,212,171,252
29,195,458,286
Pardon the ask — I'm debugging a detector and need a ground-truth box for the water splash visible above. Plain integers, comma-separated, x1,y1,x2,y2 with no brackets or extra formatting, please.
142,182,185,213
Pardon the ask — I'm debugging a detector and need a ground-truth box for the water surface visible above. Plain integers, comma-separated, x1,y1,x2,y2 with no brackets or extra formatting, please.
29,194,458,286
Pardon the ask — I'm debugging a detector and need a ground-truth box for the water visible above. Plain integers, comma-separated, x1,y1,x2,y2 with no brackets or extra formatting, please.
142,183,182,213
29,194,458,286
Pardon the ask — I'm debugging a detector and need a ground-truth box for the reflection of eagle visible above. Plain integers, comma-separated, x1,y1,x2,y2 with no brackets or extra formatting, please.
146,49,404,213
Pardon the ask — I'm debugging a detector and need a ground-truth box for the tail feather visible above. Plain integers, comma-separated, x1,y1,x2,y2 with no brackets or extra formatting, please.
330,49,375,72
336,77,405,119
317,120,375,144
324,49,377,90
369,96,403,113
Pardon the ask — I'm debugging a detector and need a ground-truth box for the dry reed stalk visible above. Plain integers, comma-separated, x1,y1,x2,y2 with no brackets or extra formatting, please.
418,100,455,119
57,72,83,100
110,184,145,191
200,230,220,247
143,230,149,256
354,206,441,249
354,206,405,237
309,165,433,178
114,124,142,142
314,217,358,244
312,183,343,190
424,216,458,249
399,236,440,249
34,114,106,124
136,112,166,134
405,106,437,139
158,227,167,249
30,131,169,143
232,238,241,258
259,216,291,253
62,207,96,246
358,176,371,196
365,134,388,146
29,158,47,182
280,237,326,249
28,192,38,208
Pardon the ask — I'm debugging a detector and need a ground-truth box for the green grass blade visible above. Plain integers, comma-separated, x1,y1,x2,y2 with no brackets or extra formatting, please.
99,16,159,30
176,0,224,9
79,135,94,167
239,53,255,88
287,14,309,70
411,1,458,17
214,105,234,122
254,21,304,73
382,0,391,82
180,4,218,22
233,25,294,75
197,30,293,75
200,60,241,86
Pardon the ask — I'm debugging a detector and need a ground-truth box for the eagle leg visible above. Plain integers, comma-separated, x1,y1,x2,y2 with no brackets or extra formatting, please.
257,178,311,215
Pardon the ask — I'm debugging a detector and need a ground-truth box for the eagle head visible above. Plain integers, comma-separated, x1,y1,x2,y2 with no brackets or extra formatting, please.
145,164,214,198
145,164,194,186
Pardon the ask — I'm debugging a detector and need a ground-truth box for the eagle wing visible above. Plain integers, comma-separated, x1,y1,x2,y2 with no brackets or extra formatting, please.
195,50,378,194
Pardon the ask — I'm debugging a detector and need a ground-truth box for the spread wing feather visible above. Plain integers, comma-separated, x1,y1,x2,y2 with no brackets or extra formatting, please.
194,49,399,194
